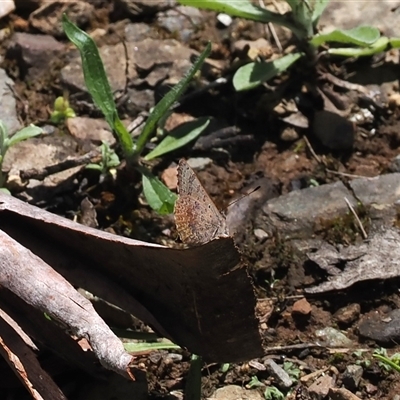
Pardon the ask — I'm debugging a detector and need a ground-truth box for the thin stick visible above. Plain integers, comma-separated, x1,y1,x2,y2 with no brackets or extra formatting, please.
303,135,321,163
344,197,368,239
326,169,372,179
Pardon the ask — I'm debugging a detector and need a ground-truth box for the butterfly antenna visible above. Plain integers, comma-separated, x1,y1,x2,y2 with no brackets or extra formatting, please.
226,185,260,209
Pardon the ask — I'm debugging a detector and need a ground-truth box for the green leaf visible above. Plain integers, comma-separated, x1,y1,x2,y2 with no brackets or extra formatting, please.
233,52,302,91
327,36,390,57
140,168,177,214
62,14,134,160
311,25,381,47
144,117,210,161
123,341,180,353
312,0,330,26
0,188,11,195
177,0,306,38
7,125,43,148
134,42,211,156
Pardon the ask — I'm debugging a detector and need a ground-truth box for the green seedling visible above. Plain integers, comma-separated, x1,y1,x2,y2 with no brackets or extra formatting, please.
264,386,285,400
62,15,211,214
86,141,120,178
178,0,400,91
50,96,76,123
0,120,43,192
353,349,371,368
247,375,265,389
283,361,301,381
373,348,400,373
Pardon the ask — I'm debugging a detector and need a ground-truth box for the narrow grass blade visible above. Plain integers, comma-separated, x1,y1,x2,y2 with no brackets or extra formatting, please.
124,341,181,353
62,14,134,159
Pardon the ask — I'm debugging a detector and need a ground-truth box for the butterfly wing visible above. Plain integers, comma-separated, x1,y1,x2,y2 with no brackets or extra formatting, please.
174,159,228,245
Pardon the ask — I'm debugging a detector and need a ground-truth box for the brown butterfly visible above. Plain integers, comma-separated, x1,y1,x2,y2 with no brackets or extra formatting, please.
174,159,229,246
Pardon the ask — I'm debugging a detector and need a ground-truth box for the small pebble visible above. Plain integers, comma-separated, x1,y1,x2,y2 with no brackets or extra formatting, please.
217,13,233,27
292,298,312,316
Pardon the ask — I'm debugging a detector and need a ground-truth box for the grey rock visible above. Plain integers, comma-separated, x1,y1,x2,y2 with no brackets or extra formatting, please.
7,32,64,78
124,23,153,42
264,359,293,389
157,6,205,43
358,308,400,344
350,173,400,230
315,327,353,348
258,180,354,239
114,0,175,17
0,68,21,135
29,1,94,37
342,364,363,391
227,178,278,245
125,87,155,116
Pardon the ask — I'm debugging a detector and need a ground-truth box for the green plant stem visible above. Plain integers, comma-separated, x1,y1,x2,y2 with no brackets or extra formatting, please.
373,354,400,373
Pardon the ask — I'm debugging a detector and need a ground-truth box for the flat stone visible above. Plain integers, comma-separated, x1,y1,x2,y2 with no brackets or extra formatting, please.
0,69,21,135
264,358,293,389
66,117,116,148
210,385,264,400
258,181,355,239
7,32,64,78
3,134,81,202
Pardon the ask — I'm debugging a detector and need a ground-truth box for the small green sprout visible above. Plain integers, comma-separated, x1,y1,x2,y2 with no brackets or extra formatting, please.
247,375,265,389
352,350,371,368
50,96,76,123
86,141,120,178
283,361,301,381
0,120,43,192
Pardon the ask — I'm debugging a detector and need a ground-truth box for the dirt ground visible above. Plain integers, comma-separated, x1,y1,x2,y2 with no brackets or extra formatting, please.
1,1,400,399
